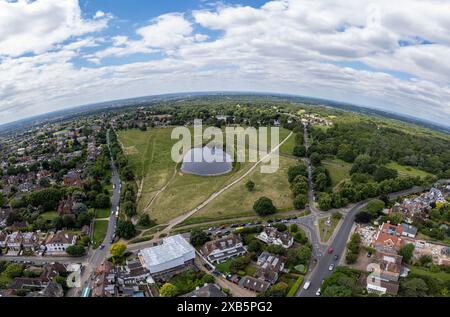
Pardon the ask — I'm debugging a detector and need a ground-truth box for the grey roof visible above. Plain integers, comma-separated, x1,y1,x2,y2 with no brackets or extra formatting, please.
139,235,194,267
181,284,227,298
400,223,418,236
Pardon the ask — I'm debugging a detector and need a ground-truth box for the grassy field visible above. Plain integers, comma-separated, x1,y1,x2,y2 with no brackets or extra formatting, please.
188,155,296,224
39,211,58,222
322,158,352,189
385,162,432,178
118,127,294,224
92,220,109,248
318,216,340,242
410,266,450,282
279,131,297,155
95,208,111,219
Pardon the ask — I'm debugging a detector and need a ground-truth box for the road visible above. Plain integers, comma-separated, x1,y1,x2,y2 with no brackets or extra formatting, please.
297,186,426,297
67,129,122,296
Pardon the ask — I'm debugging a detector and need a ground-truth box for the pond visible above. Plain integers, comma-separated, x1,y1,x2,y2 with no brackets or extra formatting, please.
181,145,233,176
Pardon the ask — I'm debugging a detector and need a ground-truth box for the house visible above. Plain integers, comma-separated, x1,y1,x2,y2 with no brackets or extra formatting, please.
400,224,418,239
257,227,293,249
365,275,399,296
6,232,23,251
378,252,403,282
93,261,117,297
372,222,413,253
181,283,227,297
63,171,82,187
119,260,150,285
255,252,285,284
57,198,74,215
239,276,270,293
0,231,8,248
138,235,195,281
201,235,246,264
44,231,77,254
22,232,39,251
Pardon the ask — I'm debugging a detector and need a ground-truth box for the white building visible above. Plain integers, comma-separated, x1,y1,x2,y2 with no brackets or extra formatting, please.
45,231,77,254
138,235,195,280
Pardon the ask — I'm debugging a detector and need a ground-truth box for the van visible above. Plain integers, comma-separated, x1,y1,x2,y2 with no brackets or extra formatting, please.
303,281,311,290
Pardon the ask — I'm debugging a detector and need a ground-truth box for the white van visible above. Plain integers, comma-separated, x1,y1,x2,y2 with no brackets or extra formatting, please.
303,281,311,290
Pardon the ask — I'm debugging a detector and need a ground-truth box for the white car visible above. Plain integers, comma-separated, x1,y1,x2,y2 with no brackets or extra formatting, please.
329,264,335,271
303,281,311,290
316,288,321,296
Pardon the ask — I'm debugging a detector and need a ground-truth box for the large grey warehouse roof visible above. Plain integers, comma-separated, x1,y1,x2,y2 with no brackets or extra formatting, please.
139,235,195,266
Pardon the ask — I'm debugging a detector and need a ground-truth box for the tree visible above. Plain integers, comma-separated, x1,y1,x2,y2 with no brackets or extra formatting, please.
247,240,263,253
322,285,353,297
290,176,309,197
297,245,312,264
253,197,277,216
95,194,111,209
292,145,306,158
318,193,333,211
266,244,285,255
272,223,287,232
245,180,255,192
355,211,373,223
367,199,385,214
374,166,398,182
110,243,127,259
337,144,356,163
4,263,23,278
62,215,75,228
66,245,86,257
137,214,155,228
399,243,415,264
0,193,5,206
293,194,308,210
122,201,137,218
160,283,178,297
310,152,322,165
400,278,428,297
116,220,136,240
190,229,210,247
73,203,88,215
287,165,308,183
290,224,299,233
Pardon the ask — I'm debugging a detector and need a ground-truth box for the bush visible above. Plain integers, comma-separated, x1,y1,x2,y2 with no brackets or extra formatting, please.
160,283,178,297
245,181,255,192
287,276,304,297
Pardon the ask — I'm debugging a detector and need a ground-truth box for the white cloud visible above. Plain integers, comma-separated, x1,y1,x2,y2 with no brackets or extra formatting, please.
1,0,450,127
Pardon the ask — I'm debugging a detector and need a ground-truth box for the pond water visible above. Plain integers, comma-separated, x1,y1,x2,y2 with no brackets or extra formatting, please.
181,146,233,176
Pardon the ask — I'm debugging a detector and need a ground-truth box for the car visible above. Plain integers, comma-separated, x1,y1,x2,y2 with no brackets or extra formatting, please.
315,288,321,296
100,244,105,250
367,252,372,258
328,248,334,254
303,281,311,290
334,255,339,261
329,264,335,271
212,270,221,277
230,224,239,228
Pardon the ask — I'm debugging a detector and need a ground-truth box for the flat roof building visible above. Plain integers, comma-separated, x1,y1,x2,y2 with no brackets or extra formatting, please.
138,235,195,281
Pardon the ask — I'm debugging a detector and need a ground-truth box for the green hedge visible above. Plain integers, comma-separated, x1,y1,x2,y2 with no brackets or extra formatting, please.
287,276,304,297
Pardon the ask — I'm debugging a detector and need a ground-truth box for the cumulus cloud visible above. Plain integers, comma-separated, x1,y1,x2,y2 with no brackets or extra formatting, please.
0,0,450,126
0,0,109,57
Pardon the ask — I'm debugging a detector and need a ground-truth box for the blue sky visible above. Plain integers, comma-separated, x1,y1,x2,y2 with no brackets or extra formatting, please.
0,0,449,127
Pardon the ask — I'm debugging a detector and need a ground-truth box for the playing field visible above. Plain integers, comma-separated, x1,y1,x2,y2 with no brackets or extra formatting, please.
118,127,294,224
188,155,296,224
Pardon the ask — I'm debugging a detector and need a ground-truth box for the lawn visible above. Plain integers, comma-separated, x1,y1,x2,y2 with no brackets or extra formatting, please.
119,127,294,224
410,266,450,282
322,158,351,189
92,220,109,248
215,259,233,274
279,130,297,155
39,211,58,222
188,155,297,224
318,216,340,243
95,208,111,219
385,162,432,178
